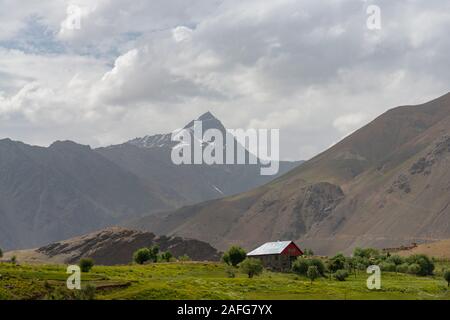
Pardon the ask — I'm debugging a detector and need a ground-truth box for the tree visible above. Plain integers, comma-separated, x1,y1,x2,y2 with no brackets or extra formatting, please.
396,263,409,274
222,246,247,267
327,253,346,273
239,258,263,278
160,251,173,262
353,247,379,260
11,255,17,265
0,248,2,259
407,263,421,275
307,266,319,284
406,254,434,276
149,245,160,263
308,258,326,276
292,258,309,275
79,258,94,272
387,255,404,266
444,270,450,287
133,248,151,265
303,249,314,257
334,270,349,281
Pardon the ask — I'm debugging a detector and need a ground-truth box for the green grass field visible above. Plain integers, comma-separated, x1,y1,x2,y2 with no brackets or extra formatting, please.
1,261,450,300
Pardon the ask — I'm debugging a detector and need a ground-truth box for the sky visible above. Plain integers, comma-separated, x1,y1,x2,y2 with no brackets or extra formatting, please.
0,0,449,161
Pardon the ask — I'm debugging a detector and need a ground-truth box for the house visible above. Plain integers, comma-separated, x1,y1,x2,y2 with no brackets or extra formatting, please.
247,241,303,271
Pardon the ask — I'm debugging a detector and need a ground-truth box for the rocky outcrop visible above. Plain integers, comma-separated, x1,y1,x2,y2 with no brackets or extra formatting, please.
36,227,220,265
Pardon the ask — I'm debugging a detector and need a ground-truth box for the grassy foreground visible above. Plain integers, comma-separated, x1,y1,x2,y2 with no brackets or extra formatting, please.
1,261,450,300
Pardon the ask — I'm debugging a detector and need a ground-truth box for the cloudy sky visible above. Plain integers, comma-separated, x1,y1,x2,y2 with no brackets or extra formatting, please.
0,0,449,160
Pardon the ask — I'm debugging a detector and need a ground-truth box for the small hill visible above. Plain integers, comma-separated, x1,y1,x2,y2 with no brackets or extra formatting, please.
3,227,220,265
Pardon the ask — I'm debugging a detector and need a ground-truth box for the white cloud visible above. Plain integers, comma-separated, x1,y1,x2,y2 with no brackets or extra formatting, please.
0,0,450,160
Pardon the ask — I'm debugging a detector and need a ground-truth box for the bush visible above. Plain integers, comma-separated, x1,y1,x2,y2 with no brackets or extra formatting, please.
308,258,326,276
79,258,94,273
222,246,247,267
444,270,450,287
334,270,349,281
396,263,409,274
353,247,380,260
149,245,160,263
178,254,191,262
239,258,263,278
307,266,319,283
133,248,151,265
74,284,96,300
292,257,325,276
303,249,314,257
160,251,173,262
225,266,236,278
408,263,421,275
406,254,434,276
292,258,309,275
379,262,396,272
327,253,346,273
387,255,404,266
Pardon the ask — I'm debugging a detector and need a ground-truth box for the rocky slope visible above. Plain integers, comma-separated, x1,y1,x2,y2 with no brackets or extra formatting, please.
3,227,220,265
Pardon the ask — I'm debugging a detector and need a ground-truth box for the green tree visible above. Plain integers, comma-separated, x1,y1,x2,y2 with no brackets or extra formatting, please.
303,249,314,257
406,254,434,276
327,253,346,273
239,258,263,278
149,245,160,263
160,251,173,262
79,258,94,272
307,266,319,284
334,270,349,281
396,263,409,274
308,258,326,276
407,263,421,275
133,248,151,265
444,270,450,287
11,255,17,265
379,262,396,272
0,247,3,259
387,255,404,266
292,258,309,275
222,246,247,267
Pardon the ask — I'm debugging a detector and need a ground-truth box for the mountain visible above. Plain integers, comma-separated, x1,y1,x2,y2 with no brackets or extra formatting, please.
133,92,450,255
0,112,301,251
2,227,220,265
0,140,169,250
97,111,302,206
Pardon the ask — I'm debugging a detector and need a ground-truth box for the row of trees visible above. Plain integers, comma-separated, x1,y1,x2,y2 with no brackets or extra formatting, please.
133,245,191,265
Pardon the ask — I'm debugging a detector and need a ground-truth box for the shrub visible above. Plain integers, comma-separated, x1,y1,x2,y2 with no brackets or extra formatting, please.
225,266,236,278
307,266,319,283
334,270,349,281
79,258,94,272
303,249,314,257
74,284,96,300
149,245,160,263
133,248,151,265
396,263,409,274
0,248,2,259
353,247,379,260
160,251,173,262
292,258,309,275
406,254,434,276
11,255,16,265
327,253,346,273
222,246,247,267
308,258,326,276
408,263,421,275
387,255,404,266
444,270,450,287
239,258,263,278
379,262,396,272
178,254,191,262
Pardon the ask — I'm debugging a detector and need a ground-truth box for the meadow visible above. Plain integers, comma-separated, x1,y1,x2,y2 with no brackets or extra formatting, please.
1,261,450,300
